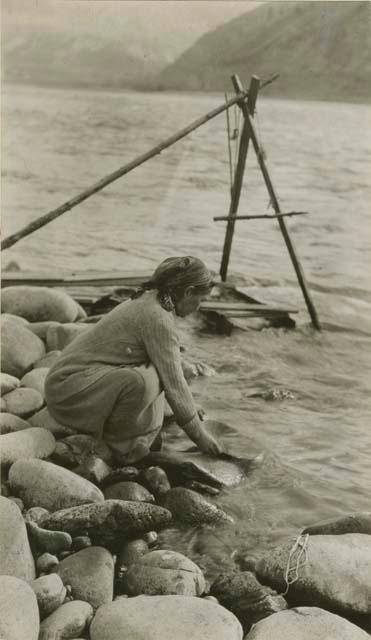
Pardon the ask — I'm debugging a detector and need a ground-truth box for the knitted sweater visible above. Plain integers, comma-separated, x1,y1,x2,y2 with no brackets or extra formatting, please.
46,290,198,427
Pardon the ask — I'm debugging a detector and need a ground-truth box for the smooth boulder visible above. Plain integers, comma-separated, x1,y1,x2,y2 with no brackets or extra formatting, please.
31,574,67,619
163,487,233,525
9,459,104,511
55,546,114,609
0,575,39,640
244,606,370,640
1,286,83,323
246,533,371,619
303,512,371,535
90,595,243,640
0,496,36,581
104,481,154,503
1,387,44,417
1,317,46,378
26,520,72,555
0,412,31,435
39,600,93,640
41,500,172,541
1,427,55,467
0,372,20,396
21,368,49,397
124,549,206,596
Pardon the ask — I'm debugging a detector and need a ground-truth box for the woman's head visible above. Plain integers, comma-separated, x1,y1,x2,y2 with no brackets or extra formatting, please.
144,256,214,316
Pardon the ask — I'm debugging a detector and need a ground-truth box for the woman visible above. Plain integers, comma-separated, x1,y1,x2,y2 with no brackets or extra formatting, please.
45,256,223,464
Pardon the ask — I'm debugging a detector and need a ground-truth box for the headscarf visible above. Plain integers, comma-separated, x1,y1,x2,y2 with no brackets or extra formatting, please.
131,256,213,311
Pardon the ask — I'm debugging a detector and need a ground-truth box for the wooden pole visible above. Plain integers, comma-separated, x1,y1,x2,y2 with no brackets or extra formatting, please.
1,91,249,251
219,76,260,281
214,211,309,221
232,74,321,330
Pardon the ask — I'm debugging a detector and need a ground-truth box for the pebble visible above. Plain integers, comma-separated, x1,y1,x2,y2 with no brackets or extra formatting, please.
21,368,50,397
37,553,59,575
0,575,39,640
124,549,206,596
90,594,243,640
38,600,93,640
55,546,114,609
42,499,172,544
1,315,46,378
140,466,171,495
104,481,155,503
163,487,233,526
25,506,50,525
1,285,84,323
0,412,31,435
74,455,112,485
26,520,72,555
0,496,36,581
72,535,92,552
31,573,67,619
1,427,56,467
0,372,20,396
117,539,149,570
101,466,139,487
9,458,104,511
1,387,44,417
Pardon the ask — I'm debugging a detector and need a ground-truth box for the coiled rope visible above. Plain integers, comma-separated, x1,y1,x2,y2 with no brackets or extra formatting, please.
281,533,310,596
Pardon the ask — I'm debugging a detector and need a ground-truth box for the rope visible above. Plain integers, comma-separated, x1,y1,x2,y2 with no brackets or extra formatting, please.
281,533,309,596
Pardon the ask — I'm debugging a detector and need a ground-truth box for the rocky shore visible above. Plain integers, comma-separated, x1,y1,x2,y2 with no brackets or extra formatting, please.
1,286,370,639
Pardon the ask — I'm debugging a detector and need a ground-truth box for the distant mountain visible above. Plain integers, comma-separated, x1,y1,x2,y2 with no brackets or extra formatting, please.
154,1,371,102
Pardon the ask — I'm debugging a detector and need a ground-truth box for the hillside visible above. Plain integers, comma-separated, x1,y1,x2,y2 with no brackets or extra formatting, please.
154,1,371,102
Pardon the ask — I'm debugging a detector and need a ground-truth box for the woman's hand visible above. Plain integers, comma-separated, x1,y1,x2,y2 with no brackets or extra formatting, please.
196,428,224,456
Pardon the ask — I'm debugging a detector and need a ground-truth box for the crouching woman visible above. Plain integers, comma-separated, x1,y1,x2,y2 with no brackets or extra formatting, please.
45,256,223,463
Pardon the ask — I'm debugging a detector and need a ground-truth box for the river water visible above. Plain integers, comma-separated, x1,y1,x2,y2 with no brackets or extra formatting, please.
2,83,371,578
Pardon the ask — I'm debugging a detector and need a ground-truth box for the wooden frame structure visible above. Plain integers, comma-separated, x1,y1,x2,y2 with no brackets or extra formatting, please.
1,73,320,329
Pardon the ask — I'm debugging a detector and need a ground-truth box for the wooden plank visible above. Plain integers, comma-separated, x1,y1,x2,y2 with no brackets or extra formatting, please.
200,301,298,314
1,271,151,288
220,75,260,281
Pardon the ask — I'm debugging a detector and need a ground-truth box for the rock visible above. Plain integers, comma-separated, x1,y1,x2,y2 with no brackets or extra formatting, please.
31,573,67,619
117,539,149,569
9,459,104,511
8,496,24,511
0,496,36,581
1,387,44,417
163,487,233,526
0,412,31,434
1,316,46,378
39,600,93,640
26,520,72,555
0,575,39,640
33,349,62,369
74,455,112,485
41,500,172,546
25,507,50,525
185,480,220,496
0,427,55,467
101,466,139,487
245,533,371,620
37,553,59,574
210,571,287,633
303,512,371,536
29,406,74,437
21,368,49,397
26,320,60,340
90,594,243,640
124,549,206,596
244,606,370,639
55,546,114,609
144,531,158,546
0,312,29,326
52,434,115,468
1,286,82,323
104,481,155,503
0,372,20,396
71,536,92,552
140,466,171,496
46,322,88,351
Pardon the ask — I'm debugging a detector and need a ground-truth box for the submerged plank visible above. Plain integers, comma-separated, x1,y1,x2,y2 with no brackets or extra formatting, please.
1,271,151,288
